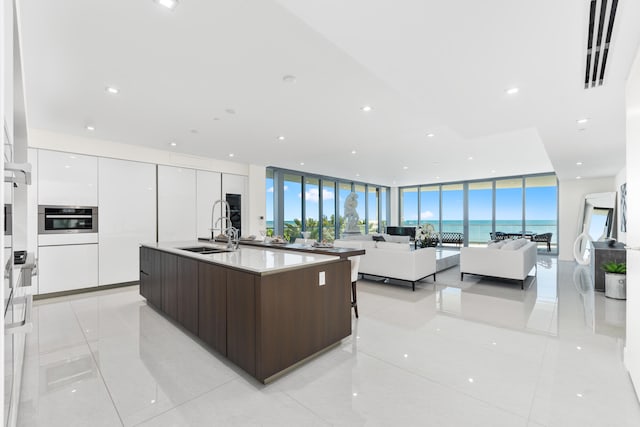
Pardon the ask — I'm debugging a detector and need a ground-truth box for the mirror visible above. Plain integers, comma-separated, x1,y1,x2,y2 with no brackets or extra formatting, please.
574,192,617,265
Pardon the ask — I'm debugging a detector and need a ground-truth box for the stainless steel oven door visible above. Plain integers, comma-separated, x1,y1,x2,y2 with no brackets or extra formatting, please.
38,205,98,234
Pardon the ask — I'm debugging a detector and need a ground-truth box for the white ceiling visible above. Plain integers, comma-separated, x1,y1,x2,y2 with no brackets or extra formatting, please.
16,0,640,187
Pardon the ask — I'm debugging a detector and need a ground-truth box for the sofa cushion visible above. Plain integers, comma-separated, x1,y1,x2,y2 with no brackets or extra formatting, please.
375,241,411,251
386,235,410,243
487,240,507,249
502,238,529,251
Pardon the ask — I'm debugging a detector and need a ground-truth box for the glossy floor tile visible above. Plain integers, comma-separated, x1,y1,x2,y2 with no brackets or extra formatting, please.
18,257,640,426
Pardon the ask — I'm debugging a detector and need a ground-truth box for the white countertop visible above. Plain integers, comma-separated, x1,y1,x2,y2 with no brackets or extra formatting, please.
141,241,341,274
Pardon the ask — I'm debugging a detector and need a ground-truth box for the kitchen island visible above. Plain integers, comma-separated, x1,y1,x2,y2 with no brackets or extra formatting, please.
139,241,352,383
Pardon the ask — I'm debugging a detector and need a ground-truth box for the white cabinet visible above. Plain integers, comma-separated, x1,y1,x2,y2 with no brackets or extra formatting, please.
38,244,98,294
158,165,196,242
38,150,98,206
196,170,221,239
98,158,156,286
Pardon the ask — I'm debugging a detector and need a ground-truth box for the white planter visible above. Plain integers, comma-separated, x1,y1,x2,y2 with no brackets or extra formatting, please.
604,272,626,300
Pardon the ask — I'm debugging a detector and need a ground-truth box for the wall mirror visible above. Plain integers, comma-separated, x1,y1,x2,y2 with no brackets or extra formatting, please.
573,192,617,265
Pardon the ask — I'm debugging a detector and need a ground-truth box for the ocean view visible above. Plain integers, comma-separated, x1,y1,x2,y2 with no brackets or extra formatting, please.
267,219,557,244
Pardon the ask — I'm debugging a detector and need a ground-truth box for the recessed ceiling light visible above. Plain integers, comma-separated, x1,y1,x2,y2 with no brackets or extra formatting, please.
426,133,435,138
403,166,409,170
300,162,305,166
491,169,496,173
69,156,76,159
277,135,285,141
468,378,474,383
361,105,372,112
506,87,519,95
105,86,119,94
154,0,179,10
436,176,440,179
64,165,71,169
356,173,360,177
576,161,583,166
577,118,589,124
85,125,95,131
576,176,582,180
169,142,177,147
282,75,296,83
467,156,474,160
351,150,357,154
229,153,235,158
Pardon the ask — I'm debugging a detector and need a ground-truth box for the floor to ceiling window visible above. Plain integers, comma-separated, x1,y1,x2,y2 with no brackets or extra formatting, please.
495,178,524,235
525,175,558,250
468,181,493,245
367,186,379,233
265,168,274,235
400,187,418,226
283,173,302,241
304,177,320,239
398,173,558,253
419,185,440,233
441,183,464,234
267,168,389,242
322,180,336,241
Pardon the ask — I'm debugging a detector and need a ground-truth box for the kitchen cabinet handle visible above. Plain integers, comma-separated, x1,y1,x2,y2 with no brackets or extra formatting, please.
5,294,33,335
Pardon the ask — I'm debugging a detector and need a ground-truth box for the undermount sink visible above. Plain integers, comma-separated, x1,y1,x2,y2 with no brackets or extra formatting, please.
179,246,230,255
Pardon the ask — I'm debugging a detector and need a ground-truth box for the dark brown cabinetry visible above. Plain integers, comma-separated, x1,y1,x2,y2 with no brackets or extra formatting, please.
177,257,199,335
198,263,227,354
139,246,351,383
140,247,162,309
161,252,178,320
591,241,627,291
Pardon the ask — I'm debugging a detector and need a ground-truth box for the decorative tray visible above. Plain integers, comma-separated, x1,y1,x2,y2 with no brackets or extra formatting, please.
312,242,334,248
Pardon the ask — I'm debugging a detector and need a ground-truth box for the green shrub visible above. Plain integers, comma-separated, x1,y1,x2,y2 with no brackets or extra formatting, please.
602,261,626,274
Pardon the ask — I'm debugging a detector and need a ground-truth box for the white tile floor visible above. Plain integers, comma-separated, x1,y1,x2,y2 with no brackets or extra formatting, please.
18,257,640,426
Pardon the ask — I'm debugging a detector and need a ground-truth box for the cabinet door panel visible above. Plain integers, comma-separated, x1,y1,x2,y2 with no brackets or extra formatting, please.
161,252,178,320
158,166,196,242
38,244,98,294
177,256,198,335
196,170,221,239
226,269,255,376
198,263,227,354
38,150,98,206
99,158,156,286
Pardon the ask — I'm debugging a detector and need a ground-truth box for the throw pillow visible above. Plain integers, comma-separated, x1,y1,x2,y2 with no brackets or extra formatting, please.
372,235,386,242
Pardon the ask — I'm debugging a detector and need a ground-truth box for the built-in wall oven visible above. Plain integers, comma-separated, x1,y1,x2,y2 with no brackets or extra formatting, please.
38,205,98,234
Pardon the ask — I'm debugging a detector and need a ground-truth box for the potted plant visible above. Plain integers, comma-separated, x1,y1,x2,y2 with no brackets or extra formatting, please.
602,261,626,300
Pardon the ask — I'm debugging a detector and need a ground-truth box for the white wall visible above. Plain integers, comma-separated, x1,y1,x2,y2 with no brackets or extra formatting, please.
557,177,615,261
615,167,627,244
624,46,640,402
390,187,399,227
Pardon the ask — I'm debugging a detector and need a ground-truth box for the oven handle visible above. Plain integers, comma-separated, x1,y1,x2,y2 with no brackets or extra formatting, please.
45,214,93,219
5,294,33,335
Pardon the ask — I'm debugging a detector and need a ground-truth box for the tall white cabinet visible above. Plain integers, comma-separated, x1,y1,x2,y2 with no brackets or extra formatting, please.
98,158,156,286
196,170,221,239
158,165,197,242
37,150,99,294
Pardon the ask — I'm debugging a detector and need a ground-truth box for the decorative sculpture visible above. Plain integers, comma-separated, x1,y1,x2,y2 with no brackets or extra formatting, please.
344,192,361,233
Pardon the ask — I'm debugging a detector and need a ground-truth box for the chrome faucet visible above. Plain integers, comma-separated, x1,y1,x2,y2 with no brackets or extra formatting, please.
210,199,231,240
225,226,239,251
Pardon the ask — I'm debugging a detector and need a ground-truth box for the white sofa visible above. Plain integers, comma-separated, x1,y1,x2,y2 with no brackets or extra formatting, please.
460,239,537,289
334,238,436,291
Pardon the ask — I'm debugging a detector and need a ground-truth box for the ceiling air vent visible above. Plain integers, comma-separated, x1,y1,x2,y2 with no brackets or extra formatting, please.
585,0,619,89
